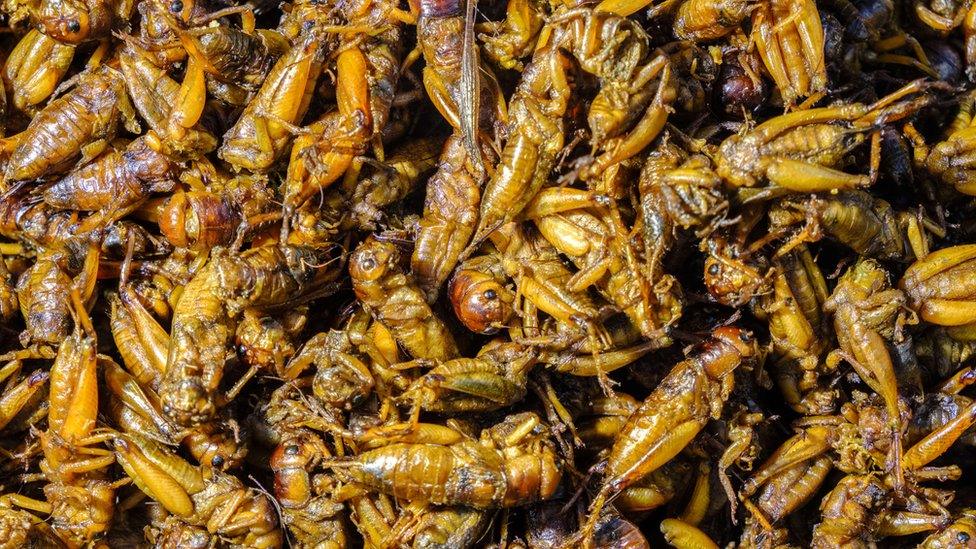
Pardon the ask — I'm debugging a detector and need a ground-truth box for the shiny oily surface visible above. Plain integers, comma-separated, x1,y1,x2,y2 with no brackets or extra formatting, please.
0,0,975,547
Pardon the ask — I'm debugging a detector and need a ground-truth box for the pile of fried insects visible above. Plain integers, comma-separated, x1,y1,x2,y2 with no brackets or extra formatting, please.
5,0,976,546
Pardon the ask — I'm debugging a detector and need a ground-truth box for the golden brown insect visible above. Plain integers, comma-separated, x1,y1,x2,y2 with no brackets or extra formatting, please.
161,244,340,427
350,235,459,361
15,253,73,346
672,0,753,42
715,80,933,192
282,329,376,408
112,431,283,548
416,0,506,151
4,64,138,185
575,393,695,515
478,0,547,70
920,509,976,548
179,22,290,107
118,38,218,157
343,309,413,401
16,245,98,346
0,294,117,547
639,142,728,277
34,0,130,44
391,340,537,425
576,327,757,544
41,136,177,234
769,190,937,262
462,31,568,248
38,324,117,547
660,518,719,549
740,424,834,533
824,259,910,487
914,90,976,196
0,361,49,436
3,29,75,114
155,173,277,252
408,0,509,297
389,503,491,548
271,432,348,548
109,273,250,469
449,253,516,334
900,244,976,337
470,8,673,245
264,385,349,548
283,0,410,212
219,28,331,172
412,135,497,300
810,399,976,546
750,0,826,105
527,188,681,339
754,248,834,415
346,136,441,230
329,412,561,508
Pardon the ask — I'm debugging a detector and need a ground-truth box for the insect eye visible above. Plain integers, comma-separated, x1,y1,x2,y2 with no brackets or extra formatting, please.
707,262,720,276
170,0,183,11
959,531,971,543
68,20,81,33
484,289,497,300
210,455,225,468
285,445,300,455
739,331,753,343
360,257,376,271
